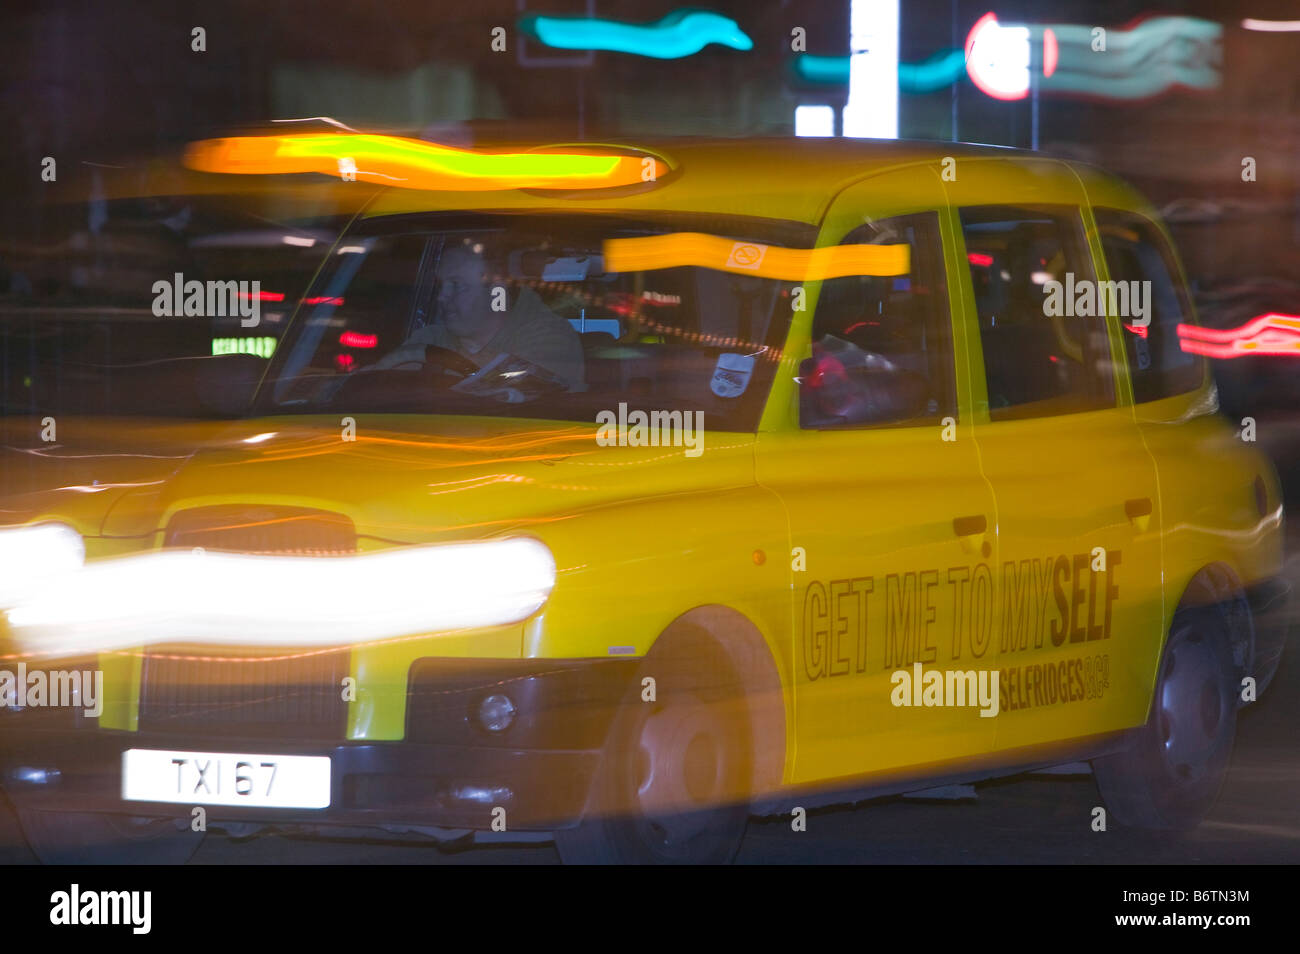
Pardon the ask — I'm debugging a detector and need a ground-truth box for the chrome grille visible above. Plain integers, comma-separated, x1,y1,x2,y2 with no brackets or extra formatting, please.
138,648,350,739
145,506,356,737
164,505,357,555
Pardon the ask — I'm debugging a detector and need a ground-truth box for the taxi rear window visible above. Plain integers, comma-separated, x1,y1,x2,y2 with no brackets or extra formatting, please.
961,205,1116,421
1095,208,1204,402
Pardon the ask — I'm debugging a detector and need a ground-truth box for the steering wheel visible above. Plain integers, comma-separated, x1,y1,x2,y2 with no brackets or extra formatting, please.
424,344,480,388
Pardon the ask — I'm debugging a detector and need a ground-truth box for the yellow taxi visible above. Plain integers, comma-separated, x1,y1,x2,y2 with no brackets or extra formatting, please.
0,134,1287,864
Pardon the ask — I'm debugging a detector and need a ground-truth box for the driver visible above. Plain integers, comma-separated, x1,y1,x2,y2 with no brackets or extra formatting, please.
374,241,585,391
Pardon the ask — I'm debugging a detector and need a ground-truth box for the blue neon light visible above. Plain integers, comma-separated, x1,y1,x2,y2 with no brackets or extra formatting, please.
519,9,753,59
797,48,967,93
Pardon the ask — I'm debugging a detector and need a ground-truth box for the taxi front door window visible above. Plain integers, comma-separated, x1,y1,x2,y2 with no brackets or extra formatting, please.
801,212,954,429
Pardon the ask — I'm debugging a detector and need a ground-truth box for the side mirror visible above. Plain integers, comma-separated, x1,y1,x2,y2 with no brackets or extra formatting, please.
195,353,267,416
799,354,927,428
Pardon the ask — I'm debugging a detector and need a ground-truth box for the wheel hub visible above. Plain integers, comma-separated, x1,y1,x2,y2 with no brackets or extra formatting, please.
633,695,730,846
1157,631,1228,781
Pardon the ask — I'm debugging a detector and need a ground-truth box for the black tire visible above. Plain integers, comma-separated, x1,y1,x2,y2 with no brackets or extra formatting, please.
17,809,205,864
555,626,752,864
1092,607,1239,830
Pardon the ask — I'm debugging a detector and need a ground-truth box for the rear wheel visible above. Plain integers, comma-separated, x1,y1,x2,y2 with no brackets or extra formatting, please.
555,626,752,864
1092,607,1239,830
17,809,205,864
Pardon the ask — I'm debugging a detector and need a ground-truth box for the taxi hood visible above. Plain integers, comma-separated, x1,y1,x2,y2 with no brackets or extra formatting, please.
0,416,244,537
89,413,755,549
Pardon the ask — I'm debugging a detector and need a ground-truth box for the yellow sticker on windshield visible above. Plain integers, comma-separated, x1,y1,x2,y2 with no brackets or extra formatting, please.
603,232,909,280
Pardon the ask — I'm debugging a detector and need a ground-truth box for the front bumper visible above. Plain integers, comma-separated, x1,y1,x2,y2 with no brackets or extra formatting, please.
1,656,641,833
1,729,598,832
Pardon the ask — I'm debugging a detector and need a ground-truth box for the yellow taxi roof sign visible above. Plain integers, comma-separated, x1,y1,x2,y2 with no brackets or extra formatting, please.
183,133,670,191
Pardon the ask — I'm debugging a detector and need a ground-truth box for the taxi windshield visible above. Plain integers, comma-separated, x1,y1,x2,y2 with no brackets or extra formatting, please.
257,212,813,430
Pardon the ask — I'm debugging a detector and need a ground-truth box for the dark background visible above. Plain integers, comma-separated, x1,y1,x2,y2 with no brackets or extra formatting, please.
5,1,1300,289
4,0,1300,421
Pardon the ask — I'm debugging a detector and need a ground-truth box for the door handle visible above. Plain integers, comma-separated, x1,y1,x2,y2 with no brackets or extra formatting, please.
953,514,991,558
1124,497,1153,520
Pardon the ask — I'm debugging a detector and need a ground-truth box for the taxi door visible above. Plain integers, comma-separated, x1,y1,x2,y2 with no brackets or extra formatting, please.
945,160,1165,752
756,166,1000,786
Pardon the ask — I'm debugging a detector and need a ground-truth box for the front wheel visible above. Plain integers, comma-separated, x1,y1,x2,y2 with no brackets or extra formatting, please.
1092,607,1239,830
555,627,752,864
17,809,205,864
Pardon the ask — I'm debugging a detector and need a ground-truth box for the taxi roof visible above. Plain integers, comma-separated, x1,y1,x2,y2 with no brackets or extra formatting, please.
360,137,1130,227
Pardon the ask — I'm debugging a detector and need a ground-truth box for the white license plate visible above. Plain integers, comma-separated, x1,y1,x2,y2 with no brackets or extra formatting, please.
121,749,331,809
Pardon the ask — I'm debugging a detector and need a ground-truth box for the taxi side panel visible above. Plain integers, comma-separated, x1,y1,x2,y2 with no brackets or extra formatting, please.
1071,163,1284,698
942,159,1167,751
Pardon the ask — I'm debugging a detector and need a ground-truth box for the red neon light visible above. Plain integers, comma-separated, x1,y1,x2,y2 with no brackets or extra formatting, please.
1123,322,1149,339
1043,28,1059,78
339,331,378,348
238,290,285,302
1177,313,1300,358
967,252,994,267
305,296,345,306
965,12,1030,101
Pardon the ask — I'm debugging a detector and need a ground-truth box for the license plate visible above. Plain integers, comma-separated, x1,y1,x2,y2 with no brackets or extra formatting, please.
121,749,331,809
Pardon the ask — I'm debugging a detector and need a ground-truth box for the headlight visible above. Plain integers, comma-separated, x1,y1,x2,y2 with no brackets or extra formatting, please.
0,523,85,608
5,536,556,655
477,693,517,733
